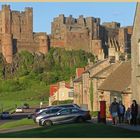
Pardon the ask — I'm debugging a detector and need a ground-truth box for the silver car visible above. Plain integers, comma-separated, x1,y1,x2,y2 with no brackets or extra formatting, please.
35,107,63,123
39,107,91,127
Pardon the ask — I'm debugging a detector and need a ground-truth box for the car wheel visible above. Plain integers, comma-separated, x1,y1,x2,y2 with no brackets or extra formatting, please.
77,117,84,123
43,120,53,127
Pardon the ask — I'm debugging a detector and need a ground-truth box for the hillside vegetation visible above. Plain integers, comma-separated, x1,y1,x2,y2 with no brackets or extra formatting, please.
0,48,95,111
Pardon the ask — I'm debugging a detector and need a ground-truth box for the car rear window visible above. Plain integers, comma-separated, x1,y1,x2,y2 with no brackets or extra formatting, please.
71,108,79,113
50,108,61,113
3,112,9,114
60,105,73,108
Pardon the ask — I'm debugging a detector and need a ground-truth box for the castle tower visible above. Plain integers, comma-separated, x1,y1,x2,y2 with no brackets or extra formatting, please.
118,28,127,53
38,34,49,54
131,3,140,106
25,7,33,40
1,5,13,63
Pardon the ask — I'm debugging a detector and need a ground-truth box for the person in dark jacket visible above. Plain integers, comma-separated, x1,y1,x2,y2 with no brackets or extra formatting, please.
131,100,138,125
118,101,125,123
110,98,119,125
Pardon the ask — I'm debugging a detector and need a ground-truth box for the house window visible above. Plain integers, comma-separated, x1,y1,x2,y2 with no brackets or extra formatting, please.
68,92,74,97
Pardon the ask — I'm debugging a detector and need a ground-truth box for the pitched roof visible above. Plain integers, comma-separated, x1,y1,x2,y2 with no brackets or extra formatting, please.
91,62,120,79
76,68,85,78
83,59,108,74
73,76,82,83
50,84,58,96
98,61,131,92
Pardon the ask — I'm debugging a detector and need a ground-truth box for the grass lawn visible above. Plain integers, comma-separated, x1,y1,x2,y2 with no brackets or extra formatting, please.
0,119,35,130
0,79,50,112
0,122,140,138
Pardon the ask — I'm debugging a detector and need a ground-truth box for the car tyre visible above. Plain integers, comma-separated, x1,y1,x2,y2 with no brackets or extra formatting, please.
43,120,53,127
77,117,84,123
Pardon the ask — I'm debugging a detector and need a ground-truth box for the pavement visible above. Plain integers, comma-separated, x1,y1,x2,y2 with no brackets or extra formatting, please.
91,117,140,132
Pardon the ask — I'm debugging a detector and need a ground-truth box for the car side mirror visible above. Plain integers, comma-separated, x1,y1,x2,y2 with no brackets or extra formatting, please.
56,112,60,116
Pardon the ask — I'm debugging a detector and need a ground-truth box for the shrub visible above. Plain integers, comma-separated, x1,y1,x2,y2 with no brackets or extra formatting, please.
52,100,73,105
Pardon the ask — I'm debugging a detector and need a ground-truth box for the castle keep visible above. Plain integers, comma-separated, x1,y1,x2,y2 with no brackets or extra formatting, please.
0,5,132,63
0,5,49,63
51,14,132,60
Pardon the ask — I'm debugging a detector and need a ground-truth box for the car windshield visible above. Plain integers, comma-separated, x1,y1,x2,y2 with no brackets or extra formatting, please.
3,112,9,114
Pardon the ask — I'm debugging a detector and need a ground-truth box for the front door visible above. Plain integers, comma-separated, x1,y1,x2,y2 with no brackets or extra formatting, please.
110,92,122,103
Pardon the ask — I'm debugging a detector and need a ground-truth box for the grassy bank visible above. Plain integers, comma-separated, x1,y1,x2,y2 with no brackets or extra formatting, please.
0,119,35,130
0,123,140,138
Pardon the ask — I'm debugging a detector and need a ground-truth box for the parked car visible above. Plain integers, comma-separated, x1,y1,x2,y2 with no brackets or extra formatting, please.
35,107,63,123
1,112,12,119
15,107,24,113
39,107,91,127
29,104,81,120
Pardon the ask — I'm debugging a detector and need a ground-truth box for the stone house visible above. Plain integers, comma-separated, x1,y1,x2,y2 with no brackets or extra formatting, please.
73,58,121,111
131,3,140,109
98,61,131,113
49,81,74,105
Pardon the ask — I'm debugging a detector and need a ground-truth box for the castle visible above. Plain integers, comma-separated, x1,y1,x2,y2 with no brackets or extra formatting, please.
0,5,49,63
51,14,132,60
0,5,133,63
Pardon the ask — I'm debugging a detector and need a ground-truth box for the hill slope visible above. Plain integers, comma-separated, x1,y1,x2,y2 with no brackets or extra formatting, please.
0,48,95,111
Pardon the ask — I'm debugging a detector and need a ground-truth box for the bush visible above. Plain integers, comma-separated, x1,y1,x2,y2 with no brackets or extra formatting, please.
90,111,99,117
52,100,73,105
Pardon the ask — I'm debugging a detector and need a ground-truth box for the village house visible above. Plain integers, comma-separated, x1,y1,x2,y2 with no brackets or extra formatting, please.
131,3,140,113
73,58,120,111
49,81,74,106
98,61,131,113
73,41,130,113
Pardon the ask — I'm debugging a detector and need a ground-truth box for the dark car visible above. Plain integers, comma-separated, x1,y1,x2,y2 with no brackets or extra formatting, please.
1,112,12,119
39,107,91,127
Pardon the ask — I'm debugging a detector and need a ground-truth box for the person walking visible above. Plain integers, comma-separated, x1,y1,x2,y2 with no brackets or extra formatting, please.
131,100,138,125
118,101,125,123
110,97,119,125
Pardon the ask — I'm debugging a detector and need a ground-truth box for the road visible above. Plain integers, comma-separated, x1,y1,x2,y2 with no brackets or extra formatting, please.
0,108,36,125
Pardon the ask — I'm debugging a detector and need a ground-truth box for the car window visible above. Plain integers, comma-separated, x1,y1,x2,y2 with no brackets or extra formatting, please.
71,108,79,113
60,109,71,115
60,105,73,108
40,110,50,115
51,108,61,113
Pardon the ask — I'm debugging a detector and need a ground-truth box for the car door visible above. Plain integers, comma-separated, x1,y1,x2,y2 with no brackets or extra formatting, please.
51,108,71,124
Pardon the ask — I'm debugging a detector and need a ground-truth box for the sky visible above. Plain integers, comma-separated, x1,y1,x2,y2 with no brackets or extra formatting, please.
0,2,137,34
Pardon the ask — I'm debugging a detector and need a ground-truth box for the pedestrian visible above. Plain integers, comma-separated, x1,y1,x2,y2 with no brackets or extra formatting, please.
125,107,132,124
110,97,119,125
131,100,138,125
40,101,43,108
118,101,125,123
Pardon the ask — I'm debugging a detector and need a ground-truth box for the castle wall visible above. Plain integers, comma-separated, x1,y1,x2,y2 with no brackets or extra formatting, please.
65,29,90,51
2,33,13,63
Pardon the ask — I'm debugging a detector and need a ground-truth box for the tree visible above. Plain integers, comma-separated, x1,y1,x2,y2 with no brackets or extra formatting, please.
90,80,94,111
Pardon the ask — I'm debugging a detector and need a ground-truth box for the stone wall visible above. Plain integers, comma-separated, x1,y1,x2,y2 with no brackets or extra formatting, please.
131,3,140,107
